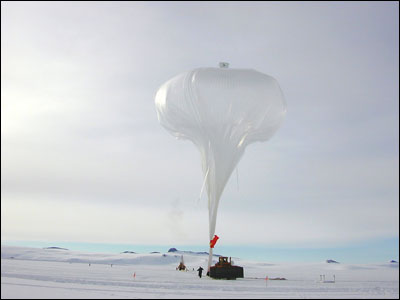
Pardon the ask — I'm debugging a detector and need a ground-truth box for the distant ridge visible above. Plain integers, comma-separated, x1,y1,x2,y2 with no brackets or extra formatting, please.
326,259,339,264
43,247,69,250
168,248,221,257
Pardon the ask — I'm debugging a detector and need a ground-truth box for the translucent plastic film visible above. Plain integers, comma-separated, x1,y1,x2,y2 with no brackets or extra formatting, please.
155,66,286,270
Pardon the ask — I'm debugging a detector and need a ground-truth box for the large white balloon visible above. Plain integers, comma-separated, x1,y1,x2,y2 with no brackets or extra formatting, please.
155,64,286,271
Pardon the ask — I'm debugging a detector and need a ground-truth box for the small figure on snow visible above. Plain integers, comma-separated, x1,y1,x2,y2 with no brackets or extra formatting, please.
197,266,204,278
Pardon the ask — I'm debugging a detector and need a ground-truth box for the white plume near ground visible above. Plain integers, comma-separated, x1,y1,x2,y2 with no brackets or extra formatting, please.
1,246,398,299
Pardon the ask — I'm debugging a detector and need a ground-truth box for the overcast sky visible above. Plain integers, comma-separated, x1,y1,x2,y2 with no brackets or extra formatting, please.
1,2,399,250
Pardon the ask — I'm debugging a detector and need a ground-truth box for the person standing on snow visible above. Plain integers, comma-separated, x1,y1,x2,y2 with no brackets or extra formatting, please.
197,266,204,278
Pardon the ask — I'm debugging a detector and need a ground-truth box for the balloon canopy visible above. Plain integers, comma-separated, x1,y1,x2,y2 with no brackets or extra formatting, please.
155,64,286,270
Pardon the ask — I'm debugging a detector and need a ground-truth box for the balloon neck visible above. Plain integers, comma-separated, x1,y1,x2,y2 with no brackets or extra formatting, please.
219,62,229,68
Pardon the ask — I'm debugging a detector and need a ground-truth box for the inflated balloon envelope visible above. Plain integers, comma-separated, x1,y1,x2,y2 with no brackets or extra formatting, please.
155,63,286,271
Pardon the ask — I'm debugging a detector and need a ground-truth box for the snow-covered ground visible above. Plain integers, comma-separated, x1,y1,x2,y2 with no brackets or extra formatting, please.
1,245,398,299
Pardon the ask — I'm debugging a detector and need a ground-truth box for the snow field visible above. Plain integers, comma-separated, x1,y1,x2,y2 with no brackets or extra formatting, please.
1,246,398,299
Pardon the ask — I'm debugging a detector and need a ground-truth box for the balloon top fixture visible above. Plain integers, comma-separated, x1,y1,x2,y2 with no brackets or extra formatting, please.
155,63,286,271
